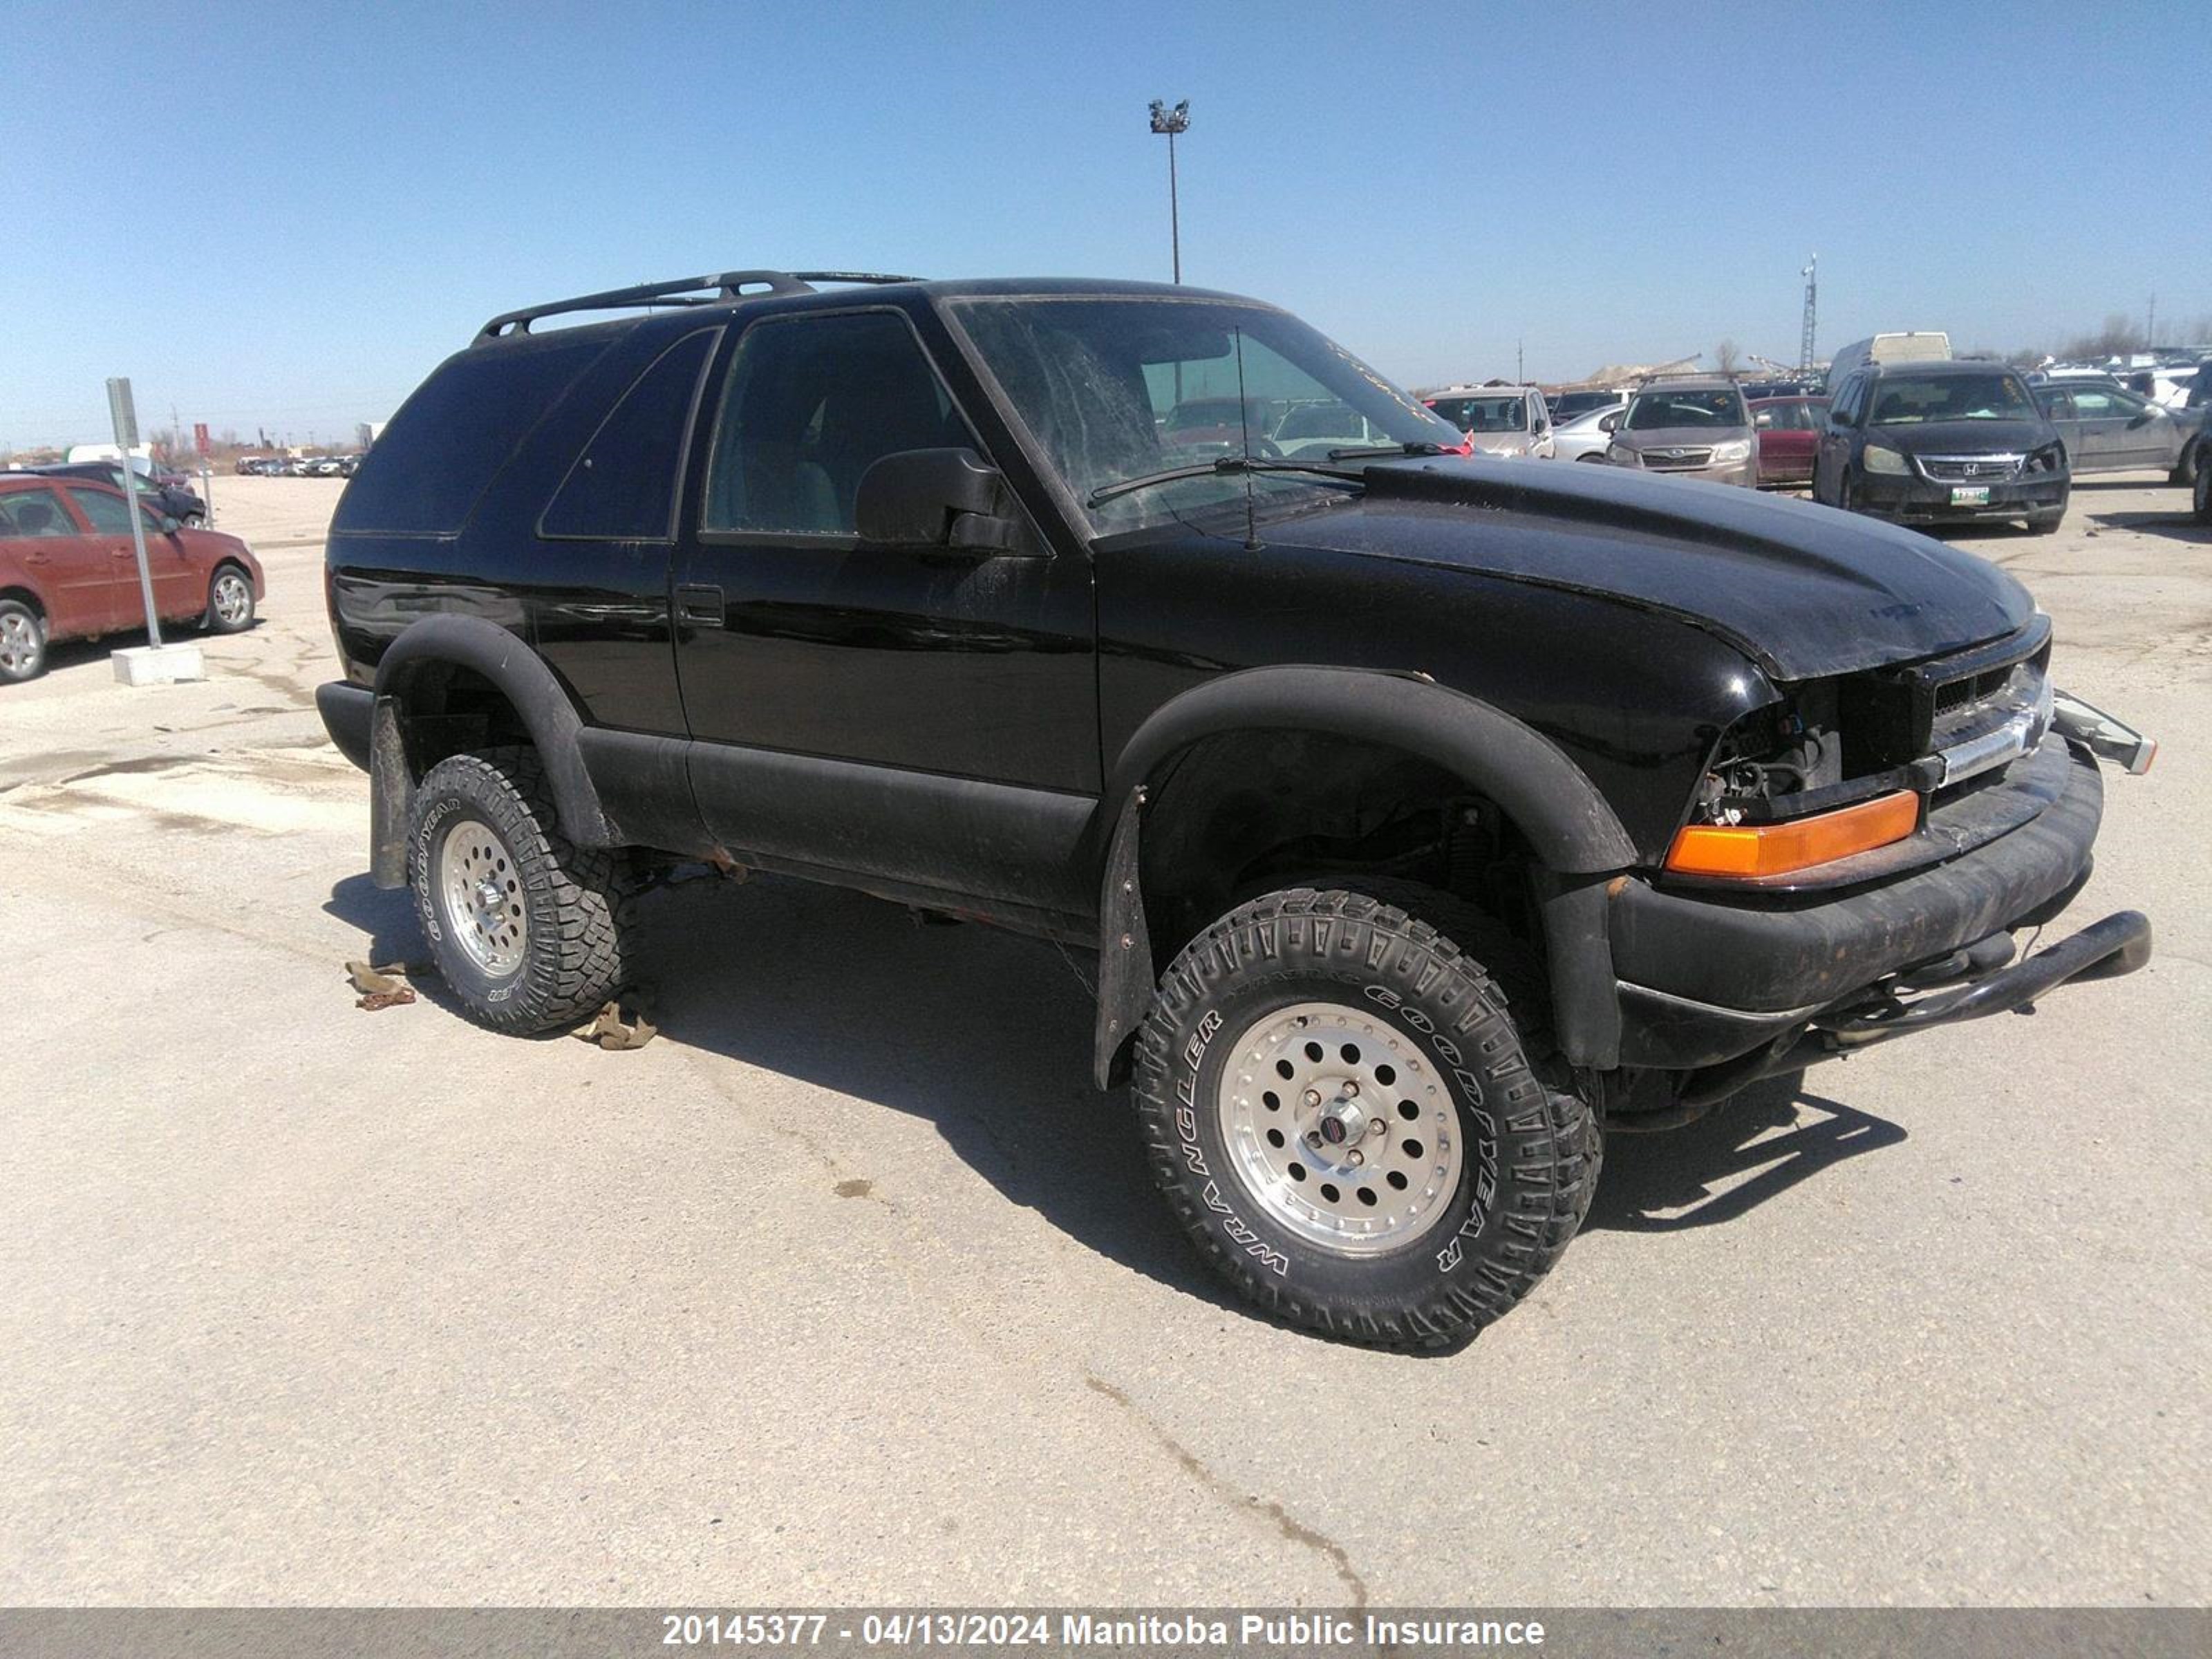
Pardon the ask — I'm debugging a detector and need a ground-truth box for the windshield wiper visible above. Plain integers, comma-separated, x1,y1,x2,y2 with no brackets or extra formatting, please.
1085,455,1365,507
1324,440,1456,460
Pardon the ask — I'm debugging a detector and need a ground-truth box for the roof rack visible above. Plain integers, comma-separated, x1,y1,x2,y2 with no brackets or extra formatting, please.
474,270,924,343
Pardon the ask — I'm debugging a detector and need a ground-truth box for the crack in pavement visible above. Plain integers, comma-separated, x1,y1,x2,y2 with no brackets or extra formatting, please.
1082,1374,1370,1606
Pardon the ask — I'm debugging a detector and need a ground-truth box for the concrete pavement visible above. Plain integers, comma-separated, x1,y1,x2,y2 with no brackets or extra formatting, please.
1,474,2204,1606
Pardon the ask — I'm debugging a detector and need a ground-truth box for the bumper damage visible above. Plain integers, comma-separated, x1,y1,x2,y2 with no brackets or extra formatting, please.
1672,906,2150,1107
1609,716,2154,1096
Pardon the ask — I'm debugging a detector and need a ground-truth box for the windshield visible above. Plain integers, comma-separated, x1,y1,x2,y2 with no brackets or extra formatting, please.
950,296,1461,532
1427,395,1528,433
1624,388,1748,431
1868,373,2036,424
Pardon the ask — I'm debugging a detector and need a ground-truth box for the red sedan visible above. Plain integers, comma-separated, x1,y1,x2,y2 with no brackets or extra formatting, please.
1750,395,1830,489
0,474,265,683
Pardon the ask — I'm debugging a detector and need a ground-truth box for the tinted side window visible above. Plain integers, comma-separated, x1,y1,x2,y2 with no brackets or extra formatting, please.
336,333,608,536
2039,388,2075,421
703,311,970,536
0,487,74,536
66,486,156,534
540,329,718,542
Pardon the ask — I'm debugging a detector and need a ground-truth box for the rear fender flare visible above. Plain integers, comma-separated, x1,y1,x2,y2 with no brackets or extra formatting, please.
368,615,615,885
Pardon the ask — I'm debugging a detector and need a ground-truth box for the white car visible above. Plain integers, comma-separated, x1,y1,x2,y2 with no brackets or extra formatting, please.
1549,404,1626,462
1423,386,1554,458
1268,400,1405,459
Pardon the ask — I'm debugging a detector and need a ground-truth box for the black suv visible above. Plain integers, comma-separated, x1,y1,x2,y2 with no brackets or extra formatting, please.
318,270,2152,1349
1813,359,2069,532
27,461,207,524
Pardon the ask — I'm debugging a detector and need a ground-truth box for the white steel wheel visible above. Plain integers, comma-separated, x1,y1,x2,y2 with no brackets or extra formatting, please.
1215,999,1465,1257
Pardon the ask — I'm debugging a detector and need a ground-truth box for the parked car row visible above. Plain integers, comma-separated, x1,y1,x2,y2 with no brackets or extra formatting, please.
234,453,361,477
1529,337,2207,534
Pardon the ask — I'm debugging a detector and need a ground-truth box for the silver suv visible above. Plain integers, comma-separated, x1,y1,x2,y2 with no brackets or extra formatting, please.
1605,377,1757,486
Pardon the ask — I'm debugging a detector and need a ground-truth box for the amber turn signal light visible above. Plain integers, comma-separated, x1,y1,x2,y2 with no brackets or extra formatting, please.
1665,789,1920,879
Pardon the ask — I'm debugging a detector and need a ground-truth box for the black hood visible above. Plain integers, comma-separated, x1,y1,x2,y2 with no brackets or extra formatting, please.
1262,458,2034,681
1862,418,2054,456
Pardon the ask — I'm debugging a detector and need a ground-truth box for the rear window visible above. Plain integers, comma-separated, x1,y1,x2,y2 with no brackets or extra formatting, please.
336,333,608,534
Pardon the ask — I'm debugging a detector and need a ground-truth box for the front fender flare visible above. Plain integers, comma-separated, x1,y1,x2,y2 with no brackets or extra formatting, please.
1089,667,1635,1085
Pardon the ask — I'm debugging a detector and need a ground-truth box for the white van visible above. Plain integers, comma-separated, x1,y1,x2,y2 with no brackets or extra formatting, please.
1825,332,1951,388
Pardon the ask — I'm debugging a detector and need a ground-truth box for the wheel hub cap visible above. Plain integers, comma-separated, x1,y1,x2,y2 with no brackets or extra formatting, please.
214,575,248,623
0,615,32,671
1215,1000,1465,1256
438,818,526,976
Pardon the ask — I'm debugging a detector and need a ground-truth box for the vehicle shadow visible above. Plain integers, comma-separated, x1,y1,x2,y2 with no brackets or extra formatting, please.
1585,1073,1906,1233
321,869,1910,1331
324,868,1242,1313
321,872,487,1023
2083,510,2211,544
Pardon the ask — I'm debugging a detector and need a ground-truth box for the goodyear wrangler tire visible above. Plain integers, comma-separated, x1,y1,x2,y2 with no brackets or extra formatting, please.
1132,885,1598,1349
406,747,635,1034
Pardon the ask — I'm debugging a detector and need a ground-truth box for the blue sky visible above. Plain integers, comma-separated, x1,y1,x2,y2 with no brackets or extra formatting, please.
7,1,2208,448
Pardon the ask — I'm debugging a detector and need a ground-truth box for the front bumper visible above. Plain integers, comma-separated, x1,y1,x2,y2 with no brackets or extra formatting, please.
1609,739,2145,1070
1858,467,2067,522
1622,454,1760,488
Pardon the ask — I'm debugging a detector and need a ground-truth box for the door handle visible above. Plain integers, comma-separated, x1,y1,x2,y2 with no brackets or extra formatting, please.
675,584,725,628
22,550,48,565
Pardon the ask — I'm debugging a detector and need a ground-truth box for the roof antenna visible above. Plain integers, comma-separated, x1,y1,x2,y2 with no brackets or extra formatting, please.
1233,324,1260,551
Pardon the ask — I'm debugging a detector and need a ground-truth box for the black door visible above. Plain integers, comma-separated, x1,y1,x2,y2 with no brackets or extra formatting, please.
671,306,1098,917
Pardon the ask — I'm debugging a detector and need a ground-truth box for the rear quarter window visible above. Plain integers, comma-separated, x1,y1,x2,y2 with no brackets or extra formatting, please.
336,332,610,535
539,328,720,541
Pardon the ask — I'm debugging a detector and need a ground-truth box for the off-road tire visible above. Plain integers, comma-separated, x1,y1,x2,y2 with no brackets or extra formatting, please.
0,600,46,684
406,747,635,1034
1132,885,1600,1350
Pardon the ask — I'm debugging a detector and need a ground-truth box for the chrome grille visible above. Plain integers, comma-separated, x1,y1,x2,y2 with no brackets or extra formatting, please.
1928,648,2052,785
1916,453,2024,482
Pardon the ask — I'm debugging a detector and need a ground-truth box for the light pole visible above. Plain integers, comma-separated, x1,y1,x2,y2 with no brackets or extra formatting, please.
1148,99,1190,283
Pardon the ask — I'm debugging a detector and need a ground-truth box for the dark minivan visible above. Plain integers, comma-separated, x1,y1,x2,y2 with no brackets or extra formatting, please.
1813,359,2068,532
317,268,2152,1349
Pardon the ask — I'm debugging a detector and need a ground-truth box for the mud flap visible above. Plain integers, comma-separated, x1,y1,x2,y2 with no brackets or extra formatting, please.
369,696,411,890
1091,786,1152,1091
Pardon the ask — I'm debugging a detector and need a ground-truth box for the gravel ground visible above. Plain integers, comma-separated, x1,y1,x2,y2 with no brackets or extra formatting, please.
0,471,2204,1606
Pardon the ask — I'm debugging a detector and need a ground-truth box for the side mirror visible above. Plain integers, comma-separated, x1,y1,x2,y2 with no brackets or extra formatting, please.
158,514,182,534
855,448,1028,553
